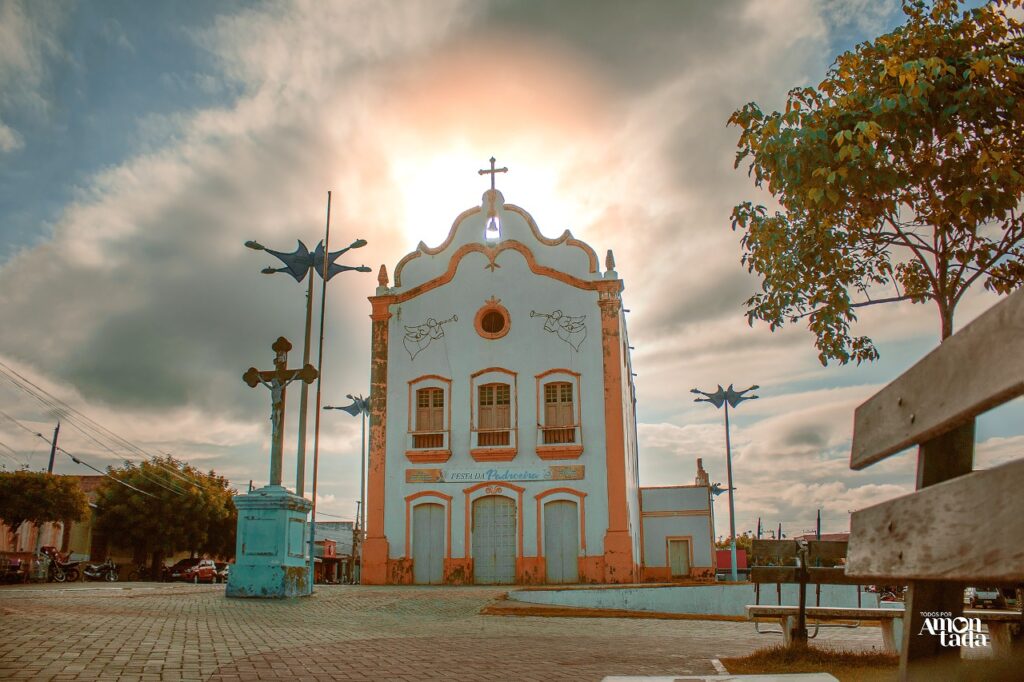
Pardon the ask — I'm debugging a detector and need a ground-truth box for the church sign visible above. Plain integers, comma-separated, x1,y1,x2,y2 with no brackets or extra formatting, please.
406,465,584,484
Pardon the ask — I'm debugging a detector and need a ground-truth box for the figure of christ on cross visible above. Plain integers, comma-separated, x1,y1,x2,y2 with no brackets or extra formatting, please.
243,337,318,487
478,156,508,191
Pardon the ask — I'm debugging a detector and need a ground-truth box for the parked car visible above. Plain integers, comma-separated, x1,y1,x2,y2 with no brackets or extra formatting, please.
164,558,202,582
215,562,230,583
182,559,218,584
966,587,1004,609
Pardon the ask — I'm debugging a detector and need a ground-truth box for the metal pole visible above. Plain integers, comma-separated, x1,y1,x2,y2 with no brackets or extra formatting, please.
359,408,366,543
724,402,738,582
308,191,332,593
295,267,315,496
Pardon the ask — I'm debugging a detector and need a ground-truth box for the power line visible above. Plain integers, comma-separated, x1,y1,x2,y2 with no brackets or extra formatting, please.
0,439,28,466
0,405,183,497
0,368,195,494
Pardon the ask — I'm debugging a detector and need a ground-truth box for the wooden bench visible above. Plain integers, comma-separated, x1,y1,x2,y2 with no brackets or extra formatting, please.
844,288,1024,679
747,605,1021,656
748,538,866,645
747,605,903,651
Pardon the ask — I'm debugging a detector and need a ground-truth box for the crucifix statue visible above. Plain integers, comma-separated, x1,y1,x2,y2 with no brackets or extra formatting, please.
478,156,508,191
243,337,318,487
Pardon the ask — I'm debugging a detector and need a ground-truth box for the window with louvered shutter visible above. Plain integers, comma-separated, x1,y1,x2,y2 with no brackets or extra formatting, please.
414,387,445,448
478,383,510,446
543,381,575,444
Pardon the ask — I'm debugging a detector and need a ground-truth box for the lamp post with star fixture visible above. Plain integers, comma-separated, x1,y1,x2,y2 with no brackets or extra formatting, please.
244,235,369,497
691,383,759,582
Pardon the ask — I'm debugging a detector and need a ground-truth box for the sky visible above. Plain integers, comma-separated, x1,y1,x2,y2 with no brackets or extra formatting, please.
0,0,1019,540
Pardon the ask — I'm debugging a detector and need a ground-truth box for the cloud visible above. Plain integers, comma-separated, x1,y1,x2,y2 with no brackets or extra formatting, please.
0,120,22,153
0,0,67,142
0,0,1017,527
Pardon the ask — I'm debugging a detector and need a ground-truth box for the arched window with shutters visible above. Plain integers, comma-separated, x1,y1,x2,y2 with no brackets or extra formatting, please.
406,375,451,462
535,369,583,459
543,382,575,444
470,368,518,461
478,383,511,446
415,388,445,447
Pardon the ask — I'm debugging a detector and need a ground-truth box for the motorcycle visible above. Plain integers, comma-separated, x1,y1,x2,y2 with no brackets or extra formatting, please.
82,559,118,582
40,547,80,583
54,559,81,582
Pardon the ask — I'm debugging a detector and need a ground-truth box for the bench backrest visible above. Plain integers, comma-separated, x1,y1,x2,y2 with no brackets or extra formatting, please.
844,288,1024,675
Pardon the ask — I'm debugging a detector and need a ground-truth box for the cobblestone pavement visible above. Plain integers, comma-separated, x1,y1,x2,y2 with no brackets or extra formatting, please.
0,583,886,681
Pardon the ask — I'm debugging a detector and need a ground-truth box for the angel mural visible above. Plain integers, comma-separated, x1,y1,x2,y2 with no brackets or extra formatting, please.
403,314,457,360
530,309,587,351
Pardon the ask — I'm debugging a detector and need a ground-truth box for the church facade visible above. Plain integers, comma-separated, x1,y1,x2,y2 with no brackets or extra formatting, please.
361,185,703,585
361,187,640,585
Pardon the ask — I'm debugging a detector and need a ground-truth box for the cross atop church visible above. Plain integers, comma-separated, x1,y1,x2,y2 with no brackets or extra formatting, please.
478,156,508,191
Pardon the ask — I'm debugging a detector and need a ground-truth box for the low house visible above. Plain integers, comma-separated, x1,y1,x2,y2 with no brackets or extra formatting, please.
638,460,717,582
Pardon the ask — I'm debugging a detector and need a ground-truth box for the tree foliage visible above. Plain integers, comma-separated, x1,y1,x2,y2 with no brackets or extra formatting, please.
0,471,88,536
93,455,237,571
729,0,1024,364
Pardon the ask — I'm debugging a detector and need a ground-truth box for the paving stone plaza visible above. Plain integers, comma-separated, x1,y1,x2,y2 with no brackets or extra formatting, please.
0,583,890,681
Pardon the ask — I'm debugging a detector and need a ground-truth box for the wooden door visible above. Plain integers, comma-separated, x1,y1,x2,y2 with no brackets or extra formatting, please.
472,496,516,584
412,503,445,584
669,539,691,577
543,500,579,584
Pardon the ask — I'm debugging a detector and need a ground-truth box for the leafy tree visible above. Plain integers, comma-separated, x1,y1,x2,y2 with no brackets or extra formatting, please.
93,456,237,577
715,531,754,552
0,471,88,536
729,0,1024,364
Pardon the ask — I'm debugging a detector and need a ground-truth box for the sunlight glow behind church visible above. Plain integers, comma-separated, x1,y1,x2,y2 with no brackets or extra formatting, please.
389,150,581,248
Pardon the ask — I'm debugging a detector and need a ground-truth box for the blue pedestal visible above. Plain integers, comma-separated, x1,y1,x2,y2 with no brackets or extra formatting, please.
226,485,312,598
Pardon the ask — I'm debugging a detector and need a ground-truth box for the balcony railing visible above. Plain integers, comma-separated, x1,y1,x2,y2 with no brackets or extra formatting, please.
540,425,578,445
409,431,448,450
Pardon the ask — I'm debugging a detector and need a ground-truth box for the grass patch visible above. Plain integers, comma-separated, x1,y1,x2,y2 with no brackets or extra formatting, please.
721,645,1023,681
720,644,897,682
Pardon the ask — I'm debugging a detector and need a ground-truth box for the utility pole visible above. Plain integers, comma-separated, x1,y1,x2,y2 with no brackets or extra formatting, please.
47,421,59,474
33,422,60,567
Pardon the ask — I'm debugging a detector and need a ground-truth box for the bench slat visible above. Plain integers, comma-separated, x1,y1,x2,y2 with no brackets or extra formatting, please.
746,605,1020,621
750,566,797,583
846,459,1024,581
751,566,863,585
850,287,1024,470
750,539,797,560
746,606,903,619
807,540,848,562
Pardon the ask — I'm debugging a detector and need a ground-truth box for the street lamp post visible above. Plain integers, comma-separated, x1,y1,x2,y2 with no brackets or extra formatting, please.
244,237,368,497
691,383,759,582
324,394,370,583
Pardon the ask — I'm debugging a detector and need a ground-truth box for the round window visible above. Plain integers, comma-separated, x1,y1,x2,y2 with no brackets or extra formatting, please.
475,298,511,340
481,310,505,334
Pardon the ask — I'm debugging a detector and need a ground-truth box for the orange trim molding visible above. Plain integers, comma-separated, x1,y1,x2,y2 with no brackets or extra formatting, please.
474,297,511,340
363,292,392,584
393,240,621,305
404,449,451,463
470,447,517,462
393,206,483,287
505,203,599,273
462,481,526,563
534,487,588,556
404,491,453,559
536,444,584,460
392,199,600,288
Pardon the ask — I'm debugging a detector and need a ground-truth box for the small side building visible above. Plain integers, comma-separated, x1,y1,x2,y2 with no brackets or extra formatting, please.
638,460,716,582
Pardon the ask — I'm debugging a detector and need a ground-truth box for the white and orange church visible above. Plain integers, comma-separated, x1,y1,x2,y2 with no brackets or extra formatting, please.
360,175,716,585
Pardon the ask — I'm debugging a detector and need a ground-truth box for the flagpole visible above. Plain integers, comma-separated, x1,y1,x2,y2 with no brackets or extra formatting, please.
308,190,331,593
